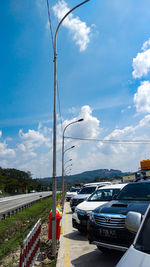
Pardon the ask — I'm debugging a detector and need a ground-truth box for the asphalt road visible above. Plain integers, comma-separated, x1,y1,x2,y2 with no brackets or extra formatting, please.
0,192,52,218
57,202,124,267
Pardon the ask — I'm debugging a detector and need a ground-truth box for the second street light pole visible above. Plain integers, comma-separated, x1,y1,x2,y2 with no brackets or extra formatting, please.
62,119,84,203
52,0,90,257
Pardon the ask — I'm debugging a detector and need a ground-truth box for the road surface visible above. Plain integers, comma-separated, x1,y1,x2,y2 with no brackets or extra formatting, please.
57,202,124,267
0,192,52,218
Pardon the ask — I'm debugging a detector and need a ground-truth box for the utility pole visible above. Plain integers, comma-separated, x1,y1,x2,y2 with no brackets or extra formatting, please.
52,0,90,257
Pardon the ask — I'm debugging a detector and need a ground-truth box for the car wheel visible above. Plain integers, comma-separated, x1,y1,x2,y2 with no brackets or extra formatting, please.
97,246,112,254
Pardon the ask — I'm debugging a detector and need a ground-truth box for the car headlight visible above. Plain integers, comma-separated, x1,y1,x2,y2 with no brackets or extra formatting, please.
89,212,95,222
75,207,80,213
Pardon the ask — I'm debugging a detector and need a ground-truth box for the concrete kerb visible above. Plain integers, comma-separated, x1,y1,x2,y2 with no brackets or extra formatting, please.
56,201,68,267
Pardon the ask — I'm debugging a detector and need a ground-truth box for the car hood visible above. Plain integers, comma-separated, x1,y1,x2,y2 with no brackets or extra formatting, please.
116,245,150,267
66,192,77,197
94,200,150,215
72,194,90,200
77,200,107,211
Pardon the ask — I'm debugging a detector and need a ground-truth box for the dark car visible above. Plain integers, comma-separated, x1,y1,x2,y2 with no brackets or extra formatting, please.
88,180,150,253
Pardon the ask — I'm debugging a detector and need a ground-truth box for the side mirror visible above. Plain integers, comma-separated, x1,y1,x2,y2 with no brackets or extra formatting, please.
125,211,142,233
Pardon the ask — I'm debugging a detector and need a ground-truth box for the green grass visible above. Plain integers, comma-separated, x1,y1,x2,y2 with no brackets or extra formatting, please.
0,194,61,262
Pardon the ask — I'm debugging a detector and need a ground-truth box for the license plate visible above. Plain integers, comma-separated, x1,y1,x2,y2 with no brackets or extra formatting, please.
99,228,117,238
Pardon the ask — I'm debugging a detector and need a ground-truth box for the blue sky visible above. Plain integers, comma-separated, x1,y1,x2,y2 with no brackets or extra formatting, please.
1,0,150,178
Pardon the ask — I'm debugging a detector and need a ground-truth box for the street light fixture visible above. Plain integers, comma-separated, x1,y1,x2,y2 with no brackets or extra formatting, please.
64,145,75,154
52,0,89,257
64,159,72,166
64,164,73,172
62,119,84,203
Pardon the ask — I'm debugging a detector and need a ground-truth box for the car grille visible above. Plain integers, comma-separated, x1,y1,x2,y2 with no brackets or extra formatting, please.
94,213,126,229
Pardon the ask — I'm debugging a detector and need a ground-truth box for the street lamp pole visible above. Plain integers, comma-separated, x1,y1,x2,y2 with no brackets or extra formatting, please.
64,159,72,166
64,164,72,172
52,0,89,257
64,145,75,154
62,119,84,203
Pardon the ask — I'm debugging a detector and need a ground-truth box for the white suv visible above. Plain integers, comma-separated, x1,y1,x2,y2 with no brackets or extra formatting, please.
70,182,112,212
72,183,126,232
66,187,80,202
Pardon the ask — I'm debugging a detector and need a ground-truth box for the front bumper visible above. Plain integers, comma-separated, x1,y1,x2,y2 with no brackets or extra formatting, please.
87,220,135,251
66,196,72,201
72,211,89,231
92,241,128,252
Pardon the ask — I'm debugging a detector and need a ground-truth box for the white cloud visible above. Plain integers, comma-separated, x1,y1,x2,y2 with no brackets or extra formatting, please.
0,142,16,158
142,38,150,51
132,49,150,78
68,107,78,115
52,0,91,51
0,125,52,177
132,38,150,79
134,81,150,113
1,106,150,177
138,114,150,128
19,129,50,149
92,115,150,172
17,143,26,152
104,126,135,140
62,105,100,140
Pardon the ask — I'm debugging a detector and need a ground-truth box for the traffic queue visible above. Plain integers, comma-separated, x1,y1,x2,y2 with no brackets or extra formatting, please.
66,170,150,267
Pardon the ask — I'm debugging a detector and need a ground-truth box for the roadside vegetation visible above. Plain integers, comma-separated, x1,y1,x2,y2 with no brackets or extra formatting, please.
0,167,51,196
0,194,61,262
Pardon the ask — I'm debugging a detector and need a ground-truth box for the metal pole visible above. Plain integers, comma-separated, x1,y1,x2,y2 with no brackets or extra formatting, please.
52,26,57,258
52,0,90,257
62,119,84,203
65,164,72,171
64,159,72,166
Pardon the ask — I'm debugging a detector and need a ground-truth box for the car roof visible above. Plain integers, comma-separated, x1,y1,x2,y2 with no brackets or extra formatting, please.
96,183,127,190
83,182,112,187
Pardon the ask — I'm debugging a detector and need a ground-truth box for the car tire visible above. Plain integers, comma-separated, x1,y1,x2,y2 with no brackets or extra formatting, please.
97,246,112,254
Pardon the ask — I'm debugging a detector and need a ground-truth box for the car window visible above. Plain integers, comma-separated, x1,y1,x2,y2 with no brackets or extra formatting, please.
135,207,150,253
69,188,79,192
117,183,150,201
78,186,96,194
88,188,120,201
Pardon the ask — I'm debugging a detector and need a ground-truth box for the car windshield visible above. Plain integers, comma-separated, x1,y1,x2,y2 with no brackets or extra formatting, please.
135,206,150,253
117,183,150,201
69,188,79,192
88,188,120,201
78,186,96,194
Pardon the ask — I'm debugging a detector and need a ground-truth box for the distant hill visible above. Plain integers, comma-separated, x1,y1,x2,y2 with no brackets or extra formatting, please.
39,169,131,189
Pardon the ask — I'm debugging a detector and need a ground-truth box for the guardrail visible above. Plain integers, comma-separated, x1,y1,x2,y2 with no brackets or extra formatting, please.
0,192,52,219
19,218,41,267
